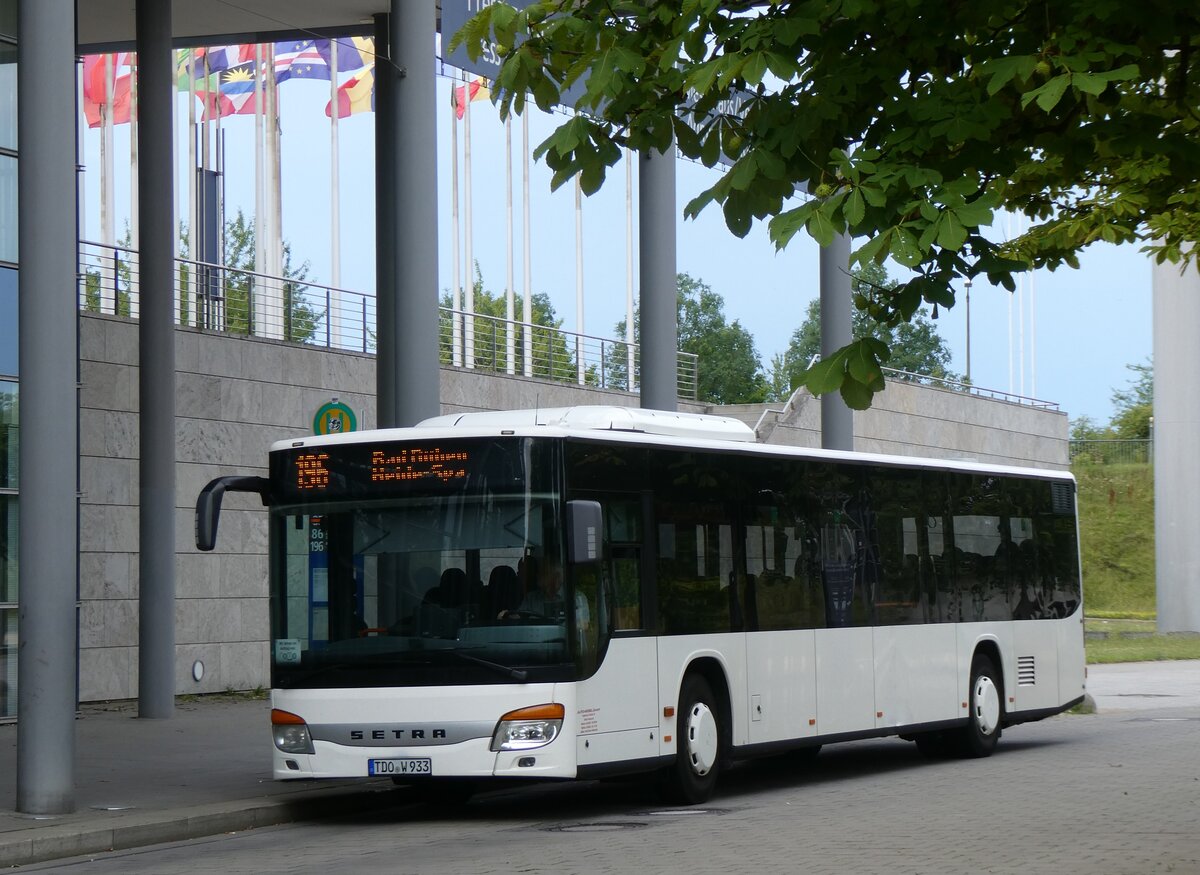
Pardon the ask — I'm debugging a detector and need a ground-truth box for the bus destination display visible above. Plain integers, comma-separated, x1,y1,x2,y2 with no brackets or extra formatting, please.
288,445,473,496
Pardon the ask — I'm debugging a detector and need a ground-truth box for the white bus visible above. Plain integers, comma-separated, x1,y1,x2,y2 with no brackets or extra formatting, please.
196,406,1085,804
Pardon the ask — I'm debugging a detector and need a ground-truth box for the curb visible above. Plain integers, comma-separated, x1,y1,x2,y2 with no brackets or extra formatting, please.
0,782,402,868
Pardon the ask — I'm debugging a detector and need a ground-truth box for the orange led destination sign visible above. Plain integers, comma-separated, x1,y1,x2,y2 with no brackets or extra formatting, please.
370,447,470,483
295,452,331,491
287,444,476,496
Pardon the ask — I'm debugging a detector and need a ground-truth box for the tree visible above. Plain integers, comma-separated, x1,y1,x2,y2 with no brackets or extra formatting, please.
218,210,321,343
440,265,579,382
458,2,1200,408
1110,360,1153,440
780,263,960,393
84,213,321,345
610,273,768,404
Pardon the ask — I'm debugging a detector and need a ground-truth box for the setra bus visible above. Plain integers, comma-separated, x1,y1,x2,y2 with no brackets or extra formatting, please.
196,406,1085,804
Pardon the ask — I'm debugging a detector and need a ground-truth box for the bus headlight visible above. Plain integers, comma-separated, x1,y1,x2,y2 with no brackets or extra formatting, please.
272,708,315,755
491,703,565,752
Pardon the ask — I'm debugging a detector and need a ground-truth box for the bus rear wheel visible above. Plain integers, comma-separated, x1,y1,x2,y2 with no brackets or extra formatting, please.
661,674,722,805
959,653,1003,757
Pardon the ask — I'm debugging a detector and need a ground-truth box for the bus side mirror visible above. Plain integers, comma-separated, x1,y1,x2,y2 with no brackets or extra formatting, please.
195,475,270,551
566,500,603,565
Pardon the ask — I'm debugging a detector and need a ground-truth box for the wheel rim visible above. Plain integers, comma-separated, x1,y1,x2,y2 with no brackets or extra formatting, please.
685,701,719,776
972,674,1001,737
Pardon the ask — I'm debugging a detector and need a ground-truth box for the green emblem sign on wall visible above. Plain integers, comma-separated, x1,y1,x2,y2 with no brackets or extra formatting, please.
313,399,357,436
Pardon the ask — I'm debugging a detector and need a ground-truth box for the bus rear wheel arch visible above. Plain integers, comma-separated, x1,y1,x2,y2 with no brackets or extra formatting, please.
960,650,1003,757
661,672,727,805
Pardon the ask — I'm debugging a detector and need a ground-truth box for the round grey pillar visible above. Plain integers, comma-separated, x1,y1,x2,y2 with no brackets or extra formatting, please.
16,0,79,813
639,144,677,411
819,233,854,451
1153,256,1200,633
136,0,177,719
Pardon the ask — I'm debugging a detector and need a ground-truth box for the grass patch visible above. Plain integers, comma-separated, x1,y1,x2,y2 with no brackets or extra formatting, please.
1087,609,1156,621
1074,462,1155,614
1086,633,1200,664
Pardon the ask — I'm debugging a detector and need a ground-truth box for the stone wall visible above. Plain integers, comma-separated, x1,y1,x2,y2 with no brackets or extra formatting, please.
78,314,1067,701
721,379,1068,470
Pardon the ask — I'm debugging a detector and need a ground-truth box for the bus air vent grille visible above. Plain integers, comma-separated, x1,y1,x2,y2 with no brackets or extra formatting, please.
1017,655,1037,686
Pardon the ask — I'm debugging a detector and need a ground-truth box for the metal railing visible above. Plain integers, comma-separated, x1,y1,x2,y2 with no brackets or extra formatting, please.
77,240,698,400
1069,439,1152,465
881,366,1060,411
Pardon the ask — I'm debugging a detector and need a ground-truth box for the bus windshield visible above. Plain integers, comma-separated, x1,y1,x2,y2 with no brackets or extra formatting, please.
268,437,592,688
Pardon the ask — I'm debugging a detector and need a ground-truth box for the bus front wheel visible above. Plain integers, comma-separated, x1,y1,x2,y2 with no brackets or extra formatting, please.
661,674,722,805
960,652,1003,757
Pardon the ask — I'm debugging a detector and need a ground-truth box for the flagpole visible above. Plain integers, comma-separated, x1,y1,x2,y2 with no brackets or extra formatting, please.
266,43,284,339
505,113,514,375
171,51,180,325
522,108,532,377
130,53,140,317
254,43,265,280
625,147,635,390
77,57,87,309
329,39,343,348
186,49,196,327
463,72,475,369
101,53,115,313
575,172,584,385
450,82,462,367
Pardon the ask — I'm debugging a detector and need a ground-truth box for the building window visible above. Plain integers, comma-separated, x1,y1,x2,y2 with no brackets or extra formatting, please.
0,40,14,153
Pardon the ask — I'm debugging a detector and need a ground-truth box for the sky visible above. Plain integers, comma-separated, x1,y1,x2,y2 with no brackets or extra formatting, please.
80,58,1154,426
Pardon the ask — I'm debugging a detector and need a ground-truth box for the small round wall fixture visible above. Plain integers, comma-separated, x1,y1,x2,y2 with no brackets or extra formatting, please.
192,660,205,683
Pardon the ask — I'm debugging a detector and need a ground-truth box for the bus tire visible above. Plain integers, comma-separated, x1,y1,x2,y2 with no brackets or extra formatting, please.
661,674,722,805
960,652,1003,757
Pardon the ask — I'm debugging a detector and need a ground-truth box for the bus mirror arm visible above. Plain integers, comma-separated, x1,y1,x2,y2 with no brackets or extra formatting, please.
195,475,270,551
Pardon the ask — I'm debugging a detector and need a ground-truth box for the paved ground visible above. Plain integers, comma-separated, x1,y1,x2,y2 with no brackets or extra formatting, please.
1,661,1198,870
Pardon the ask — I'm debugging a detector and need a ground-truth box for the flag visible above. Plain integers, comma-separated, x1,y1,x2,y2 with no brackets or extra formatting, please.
275,37,374,83
325,64,375,118
197,60,260,120
192,45,253,75
274,39,327,82
175,48,218,92
82,54,132,127
325,36,372,73
452,76,490,120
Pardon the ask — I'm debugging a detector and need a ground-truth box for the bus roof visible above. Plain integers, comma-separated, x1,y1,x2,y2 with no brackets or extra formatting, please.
272,405,1073,483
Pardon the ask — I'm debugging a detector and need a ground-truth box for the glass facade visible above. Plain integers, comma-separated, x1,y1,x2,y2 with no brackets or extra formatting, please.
0,0,14,720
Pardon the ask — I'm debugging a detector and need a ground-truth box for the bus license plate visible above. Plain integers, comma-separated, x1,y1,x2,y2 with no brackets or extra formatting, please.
369,757,432,777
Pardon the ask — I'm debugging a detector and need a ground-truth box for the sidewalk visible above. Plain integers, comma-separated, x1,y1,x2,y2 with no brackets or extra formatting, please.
3,661,1199,869
0,697,398,868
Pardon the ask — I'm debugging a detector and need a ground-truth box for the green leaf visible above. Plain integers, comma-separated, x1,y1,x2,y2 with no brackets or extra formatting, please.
845,189,866,226
936,212,968,249
804,355,845,395
839,376,874,410
806,208,837,247
890,226,922,267
1072,71,1107,96
1031,74,1070,112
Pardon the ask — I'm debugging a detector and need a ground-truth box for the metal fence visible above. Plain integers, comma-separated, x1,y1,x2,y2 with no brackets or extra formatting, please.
78,240,698,400
881,366,1060,411
1069,439,1152,465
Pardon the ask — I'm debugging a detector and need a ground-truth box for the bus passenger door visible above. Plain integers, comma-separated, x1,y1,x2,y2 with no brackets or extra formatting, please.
574,494,660,771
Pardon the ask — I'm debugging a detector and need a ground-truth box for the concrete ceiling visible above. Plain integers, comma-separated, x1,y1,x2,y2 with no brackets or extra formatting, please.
77,0,395,51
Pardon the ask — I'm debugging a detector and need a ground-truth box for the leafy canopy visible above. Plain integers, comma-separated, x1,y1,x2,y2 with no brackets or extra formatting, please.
456,1,1200,407
782,263,959,394
611,273,768,404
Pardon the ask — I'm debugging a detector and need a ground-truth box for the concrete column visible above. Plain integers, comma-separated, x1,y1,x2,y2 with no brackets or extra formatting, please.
378,1,440,427
374,13,396,426
1153,257,1200,633
638,144,677,411
819,233,853,451
136,0,176,717
16,0,79,814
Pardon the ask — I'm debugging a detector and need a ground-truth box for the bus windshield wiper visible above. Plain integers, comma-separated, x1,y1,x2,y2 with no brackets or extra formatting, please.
452,651,528,682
